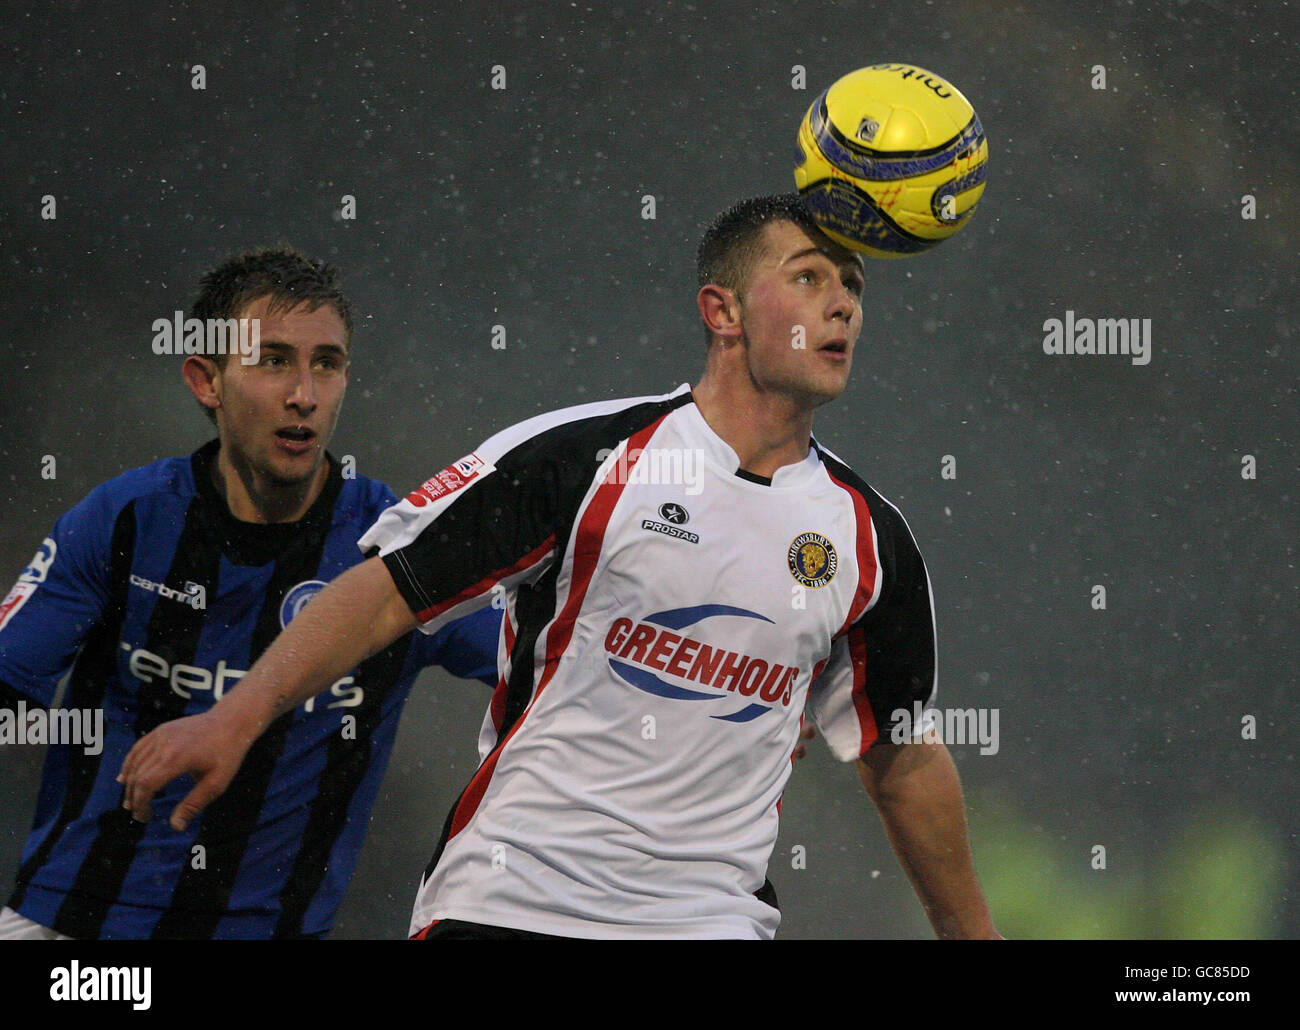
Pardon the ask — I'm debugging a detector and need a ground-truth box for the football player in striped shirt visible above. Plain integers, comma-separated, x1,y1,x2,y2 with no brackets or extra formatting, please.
0,248,499,939
121,197,999,939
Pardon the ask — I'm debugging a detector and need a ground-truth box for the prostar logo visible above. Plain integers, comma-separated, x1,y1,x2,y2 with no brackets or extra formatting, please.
658,502,688,525
641,501,697,544
604,605,800,722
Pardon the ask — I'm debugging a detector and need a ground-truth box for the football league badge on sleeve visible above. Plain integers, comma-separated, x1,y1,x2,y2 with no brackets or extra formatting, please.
406,452,493,508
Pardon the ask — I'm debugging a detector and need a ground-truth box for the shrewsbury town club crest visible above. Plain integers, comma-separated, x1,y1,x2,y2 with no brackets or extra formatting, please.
787,532,838,588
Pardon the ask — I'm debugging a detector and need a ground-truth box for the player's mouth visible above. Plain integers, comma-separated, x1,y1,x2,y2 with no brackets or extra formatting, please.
274,425,317,455
818,338,850,360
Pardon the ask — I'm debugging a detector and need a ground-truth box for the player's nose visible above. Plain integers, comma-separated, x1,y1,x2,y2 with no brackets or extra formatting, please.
828,283,857,323
832,293,852,326
286,366,318,411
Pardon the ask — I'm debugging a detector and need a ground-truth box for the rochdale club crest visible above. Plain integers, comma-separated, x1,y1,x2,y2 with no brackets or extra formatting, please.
788,532,838,588
280,579,329,629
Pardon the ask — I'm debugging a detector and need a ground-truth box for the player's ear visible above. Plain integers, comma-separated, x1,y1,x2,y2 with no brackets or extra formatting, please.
182,355,222,413
697,284,743,342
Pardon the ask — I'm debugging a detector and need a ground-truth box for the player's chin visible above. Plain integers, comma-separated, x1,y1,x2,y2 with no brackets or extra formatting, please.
804,369,852,407
787,384,844,411
769,367,848,409
266,448,326,484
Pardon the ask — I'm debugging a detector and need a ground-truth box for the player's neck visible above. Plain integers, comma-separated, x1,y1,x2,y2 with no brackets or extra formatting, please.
692,374,815,480
212,447,327,524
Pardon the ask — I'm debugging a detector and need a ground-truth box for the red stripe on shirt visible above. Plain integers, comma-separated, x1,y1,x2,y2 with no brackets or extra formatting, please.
443,421,668,842
847,623,879,755
414,534,555,625
825,469,880,637
535,421,664,696
488,611,517,734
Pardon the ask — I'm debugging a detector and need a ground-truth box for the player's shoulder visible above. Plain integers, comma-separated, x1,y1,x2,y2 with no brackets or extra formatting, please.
66,452,197,523
479,384,693,466
812,438,919,544
813,440,934,615
31,453,197,568
332,464,401,522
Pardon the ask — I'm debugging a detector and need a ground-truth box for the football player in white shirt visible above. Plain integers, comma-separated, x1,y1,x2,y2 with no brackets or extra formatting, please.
121,195,999,940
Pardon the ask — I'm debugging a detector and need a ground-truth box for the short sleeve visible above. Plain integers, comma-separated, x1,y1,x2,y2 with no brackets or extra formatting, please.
359,446,562,635
358,392,687,638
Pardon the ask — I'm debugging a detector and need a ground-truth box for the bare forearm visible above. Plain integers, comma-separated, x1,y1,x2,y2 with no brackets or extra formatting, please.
858,738,998,939
118,555,420,829
210,555,416,740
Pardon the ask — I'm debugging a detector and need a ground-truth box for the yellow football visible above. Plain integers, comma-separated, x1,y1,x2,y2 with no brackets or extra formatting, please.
794,63,989,257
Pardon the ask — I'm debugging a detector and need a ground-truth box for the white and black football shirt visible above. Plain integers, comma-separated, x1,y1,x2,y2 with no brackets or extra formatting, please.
360,384,937,939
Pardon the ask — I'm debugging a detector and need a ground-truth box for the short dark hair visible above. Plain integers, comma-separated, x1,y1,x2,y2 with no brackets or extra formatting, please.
696,193,823,297
190,245,353,359
188,246,352,422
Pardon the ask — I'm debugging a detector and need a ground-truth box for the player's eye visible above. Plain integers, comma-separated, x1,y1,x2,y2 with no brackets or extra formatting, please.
843,276,864,297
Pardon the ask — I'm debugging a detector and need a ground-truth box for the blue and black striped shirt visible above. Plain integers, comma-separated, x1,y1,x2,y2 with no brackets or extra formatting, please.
0,441,498,939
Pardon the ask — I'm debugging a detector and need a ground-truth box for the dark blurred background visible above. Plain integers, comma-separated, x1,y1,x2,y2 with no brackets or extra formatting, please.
0,0,1293,939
